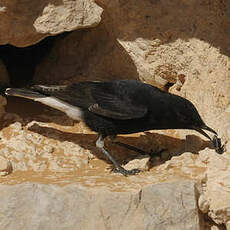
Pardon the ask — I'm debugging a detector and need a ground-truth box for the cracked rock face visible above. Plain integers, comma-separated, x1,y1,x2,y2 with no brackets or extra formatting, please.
0,181,199,230
198,148,230,227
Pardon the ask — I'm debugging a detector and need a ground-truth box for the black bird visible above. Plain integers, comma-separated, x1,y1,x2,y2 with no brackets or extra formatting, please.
5,80,223,176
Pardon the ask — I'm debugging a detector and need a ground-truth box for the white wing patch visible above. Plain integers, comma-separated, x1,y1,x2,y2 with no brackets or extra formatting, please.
35,97,83,120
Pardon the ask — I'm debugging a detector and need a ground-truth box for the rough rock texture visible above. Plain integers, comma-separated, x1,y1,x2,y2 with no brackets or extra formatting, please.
33,0,230,157
0,156,12,176
33,0,103,35
34,24,140,84
34,0,230,86
198,148,230,227
0,104,226,229
0,0,103,47
0,0,230,229
0,106,208,187
0,181,200,230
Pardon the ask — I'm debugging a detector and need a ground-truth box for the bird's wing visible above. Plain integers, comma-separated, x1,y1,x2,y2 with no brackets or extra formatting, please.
88,89,147,119
31,81,148,120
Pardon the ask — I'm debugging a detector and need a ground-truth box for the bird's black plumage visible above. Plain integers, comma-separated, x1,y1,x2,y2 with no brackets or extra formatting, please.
5,80,224,176
31,81,211,136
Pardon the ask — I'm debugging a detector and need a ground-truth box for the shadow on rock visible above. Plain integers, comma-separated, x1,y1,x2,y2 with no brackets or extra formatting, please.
28,123,213,169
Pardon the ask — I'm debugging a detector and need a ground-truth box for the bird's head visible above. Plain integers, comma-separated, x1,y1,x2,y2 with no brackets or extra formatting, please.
175,98,224,154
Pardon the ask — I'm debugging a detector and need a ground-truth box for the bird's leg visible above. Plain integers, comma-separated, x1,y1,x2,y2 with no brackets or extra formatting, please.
96,135,140,176
109,136,166,158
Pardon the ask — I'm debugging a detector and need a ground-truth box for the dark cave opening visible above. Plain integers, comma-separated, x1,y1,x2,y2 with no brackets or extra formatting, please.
0,34,70,88
0,33,71,121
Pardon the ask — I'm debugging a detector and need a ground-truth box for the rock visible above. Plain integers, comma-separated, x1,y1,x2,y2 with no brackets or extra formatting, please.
0,0,103,47
198,149,230,227
0,156,12,176
140,181,200,229
0,120,89,173
33,0,103,35
1,0,230,228
210,226,222,230
34,23,140,84
0,181,200,230
33,0,230,145
123,155,150,171
157,152,196,170
226,221,230,230
198,194,209,213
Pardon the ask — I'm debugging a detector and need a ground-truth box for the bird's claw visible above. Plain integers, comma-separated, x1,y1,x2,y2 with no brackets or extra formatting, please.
212,135,224,154
112,167,141,176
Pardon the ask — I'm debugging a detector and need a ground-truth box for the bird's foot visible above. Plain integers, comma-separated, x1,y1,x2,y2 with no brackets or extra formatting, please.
112,167,141,176
149,148,168,158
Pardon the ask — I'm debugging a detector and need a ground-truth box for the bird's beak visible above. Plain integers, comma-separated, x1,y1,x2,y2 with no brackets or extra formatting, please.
193,127,213,141
193,125,223,154
201,125,217,135
192,125,217,142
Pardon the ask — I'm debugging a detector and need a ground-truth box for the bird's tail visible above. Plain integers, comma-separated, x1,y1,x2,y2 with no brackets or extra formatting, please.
5,88,46,100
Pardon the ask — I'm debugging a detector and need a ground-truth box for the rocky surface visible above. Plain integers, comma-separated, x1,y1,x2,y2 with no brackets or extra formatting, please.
0,156,12,176
34,0,230,86
34,23,141,84
198,148,230,227
0,181,200,230
0,0,230,229
0,98,229,229
0,0,103,47
33,0,103,35
0,101,208,187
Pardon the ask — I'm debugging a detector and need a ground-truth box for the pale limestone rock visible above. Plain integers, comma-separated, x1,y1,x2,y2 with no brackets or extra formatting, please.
123,155,150,171
35,0,229,88
0,181,200,230
33,0,103,35
210,226,222,230
198,149,230,227
198,194,209,213
0,119,89,173
0,0,102,47
226,221,230,230
0,156,12,176
157,152,196,170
